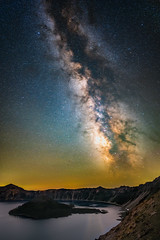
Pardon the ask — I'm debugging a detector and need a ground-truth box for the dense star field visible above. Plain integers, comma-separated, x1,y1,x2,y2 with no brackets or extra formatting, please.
0,0,160,189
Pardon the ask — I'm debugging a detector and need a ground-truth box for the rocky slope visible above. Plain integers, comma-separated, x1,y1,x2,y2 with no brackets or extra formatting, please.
98,189,160,240
1,176,160,208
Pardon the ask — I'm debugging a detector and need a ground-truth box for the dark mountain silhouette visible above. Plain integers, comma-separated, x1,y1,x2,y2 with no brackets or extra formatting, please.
1,177,160,209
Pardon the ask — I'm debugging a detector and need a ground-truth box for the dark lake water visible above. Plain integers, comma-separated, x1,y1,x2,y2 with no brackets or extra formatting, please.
0,201,121,240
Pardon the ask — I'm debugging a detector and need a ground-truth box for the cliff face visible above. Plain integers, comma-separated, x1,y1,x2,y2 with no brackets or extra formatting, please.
1,176,160,208
98,189,160,240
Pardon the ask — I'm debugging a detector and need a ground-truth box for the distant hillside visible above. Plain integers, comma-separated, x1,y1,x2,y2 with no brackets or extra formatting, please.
1,176,160,209
0,184,36,201
98,189,160,240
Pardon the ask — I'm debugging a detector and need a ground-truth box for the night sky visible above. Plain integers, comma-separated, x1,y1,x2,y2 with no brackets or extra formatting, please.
0,0,160,190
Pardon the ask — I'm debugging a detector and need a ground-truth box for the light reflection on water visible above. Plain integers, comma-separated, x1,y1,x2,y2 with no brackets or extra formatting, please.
0,202,121,240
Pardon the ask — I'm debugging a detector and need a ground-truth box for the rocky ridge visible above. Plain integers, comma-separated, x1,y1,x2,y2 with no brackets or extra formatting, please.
1,176,160,209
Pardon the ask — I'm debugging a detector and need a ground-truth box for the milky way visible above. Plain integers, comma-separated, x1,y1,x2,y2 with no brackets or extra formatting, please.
0,0,160,189
42,0,153,169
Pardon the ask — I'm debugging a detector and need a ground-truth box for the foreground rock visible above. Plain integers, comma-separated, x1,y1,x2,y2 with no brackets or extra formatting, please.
98,190,160,240
9,199,107,219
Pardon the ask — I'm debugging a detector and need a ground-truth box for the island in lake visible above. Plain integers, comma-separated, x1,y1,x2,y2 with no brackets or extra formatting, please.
9,199,107,219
